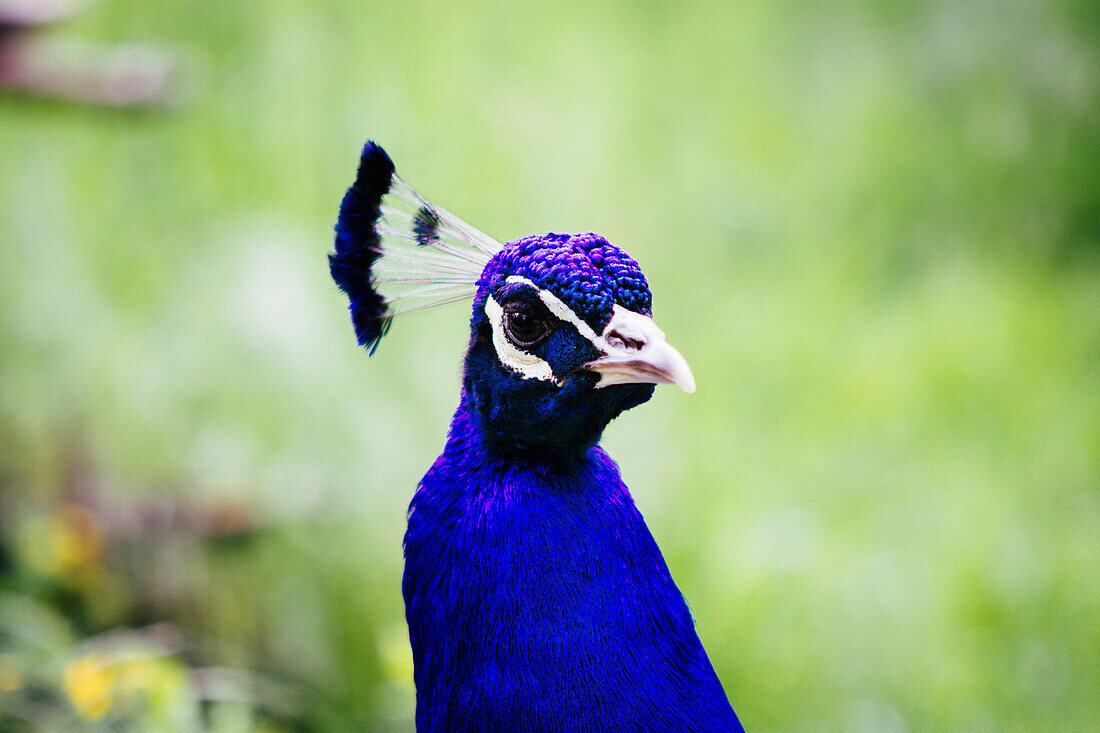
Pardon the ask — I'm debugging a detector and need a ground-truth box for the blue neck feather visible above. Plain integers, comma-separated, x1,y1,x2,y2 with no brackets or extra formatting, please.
402,396,744,732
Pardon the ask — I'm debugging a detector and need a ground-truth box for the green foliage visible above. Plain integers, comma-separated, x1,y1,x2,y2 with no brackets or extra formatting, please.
1,0,1098,730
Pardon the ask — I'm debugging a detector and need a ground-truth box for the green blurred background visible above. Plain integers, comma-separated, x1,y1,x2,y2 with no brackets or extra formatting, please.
1,0,1098,730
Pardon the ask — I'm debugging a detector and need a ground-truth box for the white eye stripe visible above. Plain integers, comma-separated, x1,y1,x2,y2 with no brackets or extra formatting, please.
487,276,650,384
484,295,557,382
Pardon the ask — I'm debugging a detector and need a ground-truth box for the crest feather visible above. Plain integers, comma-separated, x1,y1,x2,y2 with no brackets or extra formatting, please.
329,141,501,354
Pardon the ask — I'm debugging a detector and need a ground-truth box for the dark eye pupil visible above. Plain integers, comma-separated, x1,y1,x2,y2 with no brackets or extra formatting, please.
505,310,546,345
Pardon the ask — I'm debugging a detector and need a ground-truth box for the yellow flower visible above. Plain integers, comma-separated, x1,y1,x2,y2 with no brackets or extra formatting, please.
63,653,117,721
50,505,104,574
20,504,104,589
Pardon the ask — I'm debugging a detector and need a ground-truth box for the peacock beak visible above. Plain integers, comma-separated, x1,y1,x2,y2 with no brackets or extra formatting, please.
583,306,696,394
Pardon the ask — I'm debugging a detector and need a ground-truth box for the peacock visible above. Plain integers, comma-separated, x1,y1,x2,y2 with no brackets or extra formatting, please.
330,141,744,732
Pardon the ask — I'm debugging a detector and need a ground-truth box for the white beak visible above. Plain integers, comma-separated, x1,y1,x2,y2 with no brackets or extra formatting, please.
583,306,696,394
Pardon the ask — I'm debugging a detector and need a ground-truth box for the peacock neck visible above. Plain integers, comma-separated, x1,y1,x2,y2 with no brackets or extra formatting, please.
401,398,741,732
446,389,604,471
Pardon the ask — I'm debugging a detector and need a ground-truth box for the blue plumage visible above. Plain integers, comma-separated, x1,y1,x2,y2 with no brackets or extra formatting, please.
331,142,743,731
405,407,742,732
329,141,396,353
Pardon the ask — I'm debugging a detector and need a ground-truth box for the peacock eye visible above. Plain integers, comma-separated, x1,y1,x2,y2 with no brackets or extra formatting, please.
503,307,551,348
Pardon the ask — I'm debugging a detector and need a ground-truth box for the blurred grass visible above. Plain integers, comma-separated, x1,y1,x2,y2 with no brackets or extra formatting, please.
1,0,1098,730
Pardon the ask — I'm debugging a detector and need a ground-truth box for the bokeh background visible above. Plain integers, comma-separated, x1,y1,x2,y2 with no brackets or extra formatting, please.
2,0,1098,730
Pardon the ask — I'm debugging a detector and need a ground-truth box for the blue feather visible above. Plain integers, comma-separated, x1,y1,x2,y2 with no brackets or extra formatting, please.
329,141,396,354
413,204,442,247
404,404,744,731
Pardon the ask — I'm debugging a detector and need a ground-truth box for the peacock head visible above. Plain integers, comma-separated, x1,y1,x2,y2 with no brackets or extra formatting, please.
330,142,694,458
463,232,693,455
